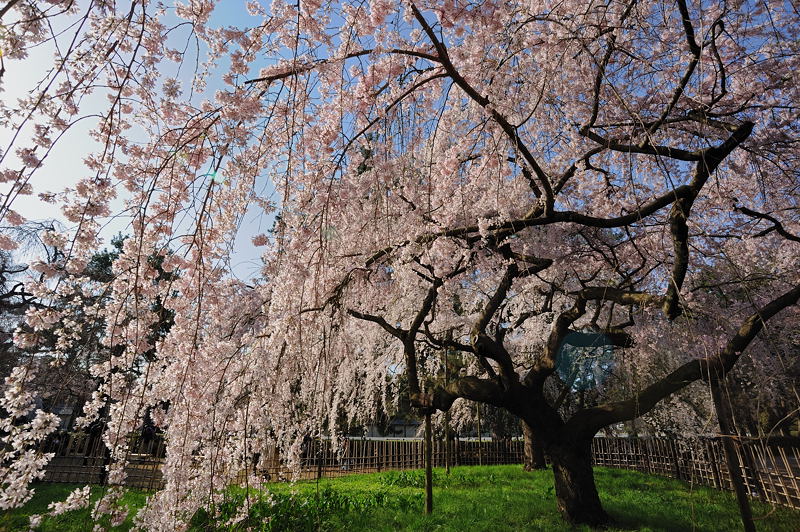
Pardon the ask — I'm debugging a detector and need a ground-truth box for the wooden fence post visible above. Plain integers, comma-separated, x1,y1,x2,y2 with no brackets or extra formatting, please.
739,441,765,502
668,438,682,481
708,439,723,490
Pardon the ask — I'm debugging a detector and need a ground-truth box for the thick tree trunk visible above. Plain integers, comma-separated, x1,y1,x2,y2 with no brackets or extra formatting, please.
522,420,546,470
549,441,609,526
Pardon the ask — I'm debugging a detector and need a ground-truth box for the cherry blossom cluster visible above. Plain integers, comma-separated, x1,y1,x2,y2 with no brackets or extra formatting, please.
0,368,59,510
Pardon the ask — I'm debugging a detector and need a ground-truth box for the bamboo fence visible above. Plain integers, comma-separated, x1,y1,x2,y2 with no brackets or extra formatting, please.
37,433,800,510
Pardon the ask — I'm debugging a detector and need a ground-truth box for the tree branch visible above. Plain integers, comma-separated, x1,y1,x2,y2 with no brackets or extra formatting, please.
579,129,702,161
469,264,521,388
643,0,701,137
410,2,554,213
663,121,754,319
422,323,474,353
347,309,405,339
0,0,21,20
576,286,664,308
564,283,800,439
735,206,800,243
244,48,439,85
525,297,587,386
426,376,508,411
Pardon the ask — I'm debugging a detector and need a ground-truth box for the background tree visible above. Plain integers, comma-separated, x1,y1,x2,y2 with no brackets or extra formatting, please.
0,222,62,376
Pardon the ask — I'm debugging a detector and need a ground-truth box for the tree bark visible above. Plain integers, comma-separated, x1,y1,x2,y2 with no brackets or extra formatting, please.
548,440,609,526
522,420,546,470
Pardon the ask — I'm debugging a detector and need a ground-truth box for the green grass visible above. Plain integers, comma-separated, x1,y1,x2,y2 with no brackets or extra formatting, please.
0,483,147,532
2,466,799,531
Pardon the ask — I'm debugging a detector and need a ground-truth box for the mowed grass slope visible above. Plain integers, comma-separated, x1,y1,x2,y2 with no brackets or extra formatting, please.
2,465,799,531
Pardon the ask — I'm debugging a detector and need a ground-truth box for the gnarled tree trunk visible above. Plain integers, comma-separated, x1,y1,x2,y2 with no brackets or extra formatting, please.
548,440,609,526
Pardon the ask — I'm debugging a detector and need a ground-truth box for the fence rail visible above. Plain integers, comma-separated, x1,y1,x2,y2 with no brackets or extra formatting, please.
39,433,800,510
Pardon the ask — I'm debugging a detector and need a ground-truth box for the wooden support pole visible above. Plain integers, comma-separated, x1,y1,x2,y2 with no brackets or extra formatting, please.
444,412,451,474
316,440,323,480
443,346,451,474
711,377,756,532
424,412,433,515
477,404,483,466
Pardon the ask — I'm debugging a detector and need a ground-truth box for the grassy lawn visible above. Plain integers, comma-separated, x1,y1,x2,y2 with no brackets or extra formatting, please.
2,466,799,531
0,483,147,532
